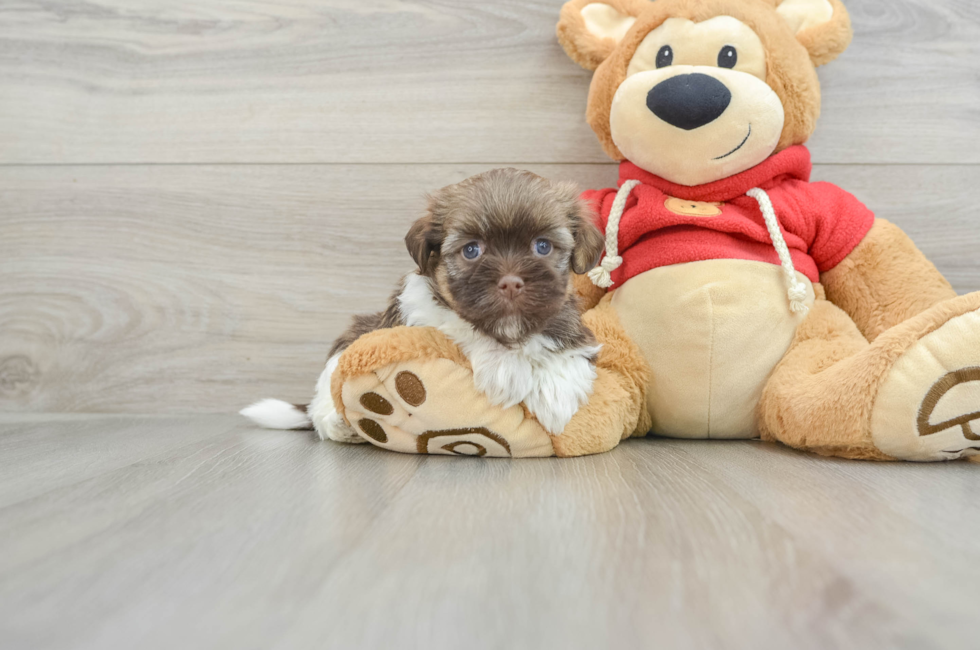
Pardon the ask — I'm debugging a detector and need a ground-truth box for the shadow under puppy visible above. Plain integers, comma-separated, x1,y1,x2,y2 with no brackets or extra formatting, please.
242,168,606,441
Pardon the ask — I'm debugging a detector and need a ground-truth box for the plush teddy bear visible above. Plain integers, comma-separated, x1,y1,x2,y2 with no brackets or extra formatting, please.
327,0,980,461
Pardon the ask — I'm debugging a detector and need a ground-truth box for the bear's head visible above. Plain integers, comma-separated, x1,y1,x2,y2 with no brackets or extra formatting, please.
557,0,853,186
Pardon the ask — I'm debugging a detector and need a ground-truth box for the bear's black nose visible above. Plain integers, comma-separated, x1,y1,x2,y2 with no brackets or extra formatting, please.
646,73,732,130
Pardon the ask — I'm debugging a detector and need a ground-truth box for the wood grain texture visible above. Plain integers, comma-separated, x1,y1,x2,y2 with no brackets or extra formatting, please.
0,0,977,165
2,163,978,414
0,415,977,649
0,413,238,508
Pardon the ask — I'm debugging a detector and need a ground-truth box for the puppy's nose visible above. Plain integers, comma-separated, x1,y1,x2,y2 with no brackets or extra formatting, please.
497,275,525,300
646,73,732,130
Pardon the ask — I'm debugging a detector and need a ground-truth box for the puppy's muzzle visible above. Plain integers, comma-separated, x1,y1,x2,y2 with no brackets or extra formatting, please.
646,73,732,131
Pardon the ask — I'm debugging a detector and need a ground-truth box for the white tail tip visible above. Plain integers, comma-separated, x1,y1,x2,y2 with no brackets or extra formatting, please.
240,399,311,430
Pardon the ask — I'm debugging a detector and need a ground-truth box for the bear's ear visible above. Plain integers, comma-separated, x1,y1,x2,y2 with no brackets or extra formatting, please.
556,0,648,71
775,0,853,66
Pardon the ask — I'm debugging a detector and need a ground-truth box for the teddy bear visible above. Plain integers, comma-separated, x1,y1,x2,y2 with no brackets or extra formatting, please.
325,0,980,461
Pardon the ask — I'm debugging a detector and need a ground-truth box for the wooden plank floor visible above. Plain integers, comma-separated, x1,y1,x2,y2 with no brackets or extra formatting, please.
0,414,977,649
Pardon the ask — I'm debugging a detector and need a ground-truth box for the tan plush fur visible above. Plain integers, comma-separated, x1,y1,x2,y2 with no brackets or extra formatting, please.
759,292,980,460
821,219,957,342
587,294,653,437
786,0,853,66
550,367,634,456
572,271,608,312
557,0,650,71
331,325,471,422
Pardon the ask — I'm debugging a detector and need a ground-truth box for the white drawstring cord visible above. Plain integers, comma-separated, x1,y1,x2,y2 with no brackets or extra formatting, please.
588,179,641,288
589,181,809,315
746,187,810,316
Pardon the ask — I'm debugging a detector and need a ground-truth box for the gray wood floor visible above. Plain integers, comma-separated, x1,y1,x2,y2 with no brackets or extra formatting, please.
2,1,979,647
0,414,978,650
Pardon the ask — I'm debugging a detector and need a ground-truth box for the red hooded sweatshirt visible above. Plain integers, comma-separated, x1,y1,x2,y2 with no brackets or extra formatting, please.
582,146,875,285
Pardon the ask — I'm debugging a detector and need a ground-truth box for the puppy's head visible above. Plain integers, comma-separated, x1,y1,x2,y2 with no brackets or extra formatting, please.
405,168,603,345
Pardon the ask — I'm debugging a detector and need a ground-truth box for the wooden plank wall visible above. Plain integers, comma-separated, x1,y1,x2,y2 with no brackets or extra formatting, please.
1,0,978,413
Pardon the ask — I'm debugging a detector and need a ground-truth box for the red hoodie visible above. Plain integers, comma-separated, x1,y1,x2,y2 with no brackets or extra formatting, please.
583,146,875,285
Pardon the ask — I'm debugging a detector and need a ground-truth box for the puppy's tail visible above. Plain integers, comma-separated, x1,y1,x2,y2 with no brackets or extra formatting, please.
240,399,313,430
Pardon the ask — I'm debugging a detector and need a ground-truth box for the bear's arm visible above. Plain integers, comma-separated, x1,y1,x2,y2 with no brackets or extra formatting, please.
571,187,619,311
572,272,606,312
820,218,956,342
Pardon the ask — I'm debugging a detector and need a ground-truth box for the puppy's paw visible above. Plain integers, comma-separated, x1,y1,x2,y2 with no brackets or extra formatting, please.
522,355,598,435
307,353,367,444
339,357,554,458
523,393,579,435
323,411,367,444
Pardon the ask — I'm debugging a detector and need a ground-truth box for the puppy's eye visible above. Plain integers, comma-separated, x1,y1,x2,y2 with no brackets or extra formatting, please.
533,239,553,256
461,241,483,260
718,45,737,69
656,45,673,69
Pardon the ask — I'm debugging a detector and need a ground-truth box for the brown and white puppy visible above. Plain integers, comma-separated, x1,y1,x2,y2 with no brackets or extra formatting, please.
241,168,606,441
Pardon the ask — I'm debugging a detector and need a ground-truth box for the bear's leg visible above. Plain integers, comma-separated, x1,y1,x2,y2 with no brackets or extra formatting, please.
551,294,651,456
760,293,980,461
822,219,958,341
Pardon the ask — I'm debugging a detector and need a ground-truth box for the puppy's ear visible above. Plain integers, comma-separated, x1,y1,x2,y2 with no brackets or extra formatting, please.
405,195,447,274
569,199,606,275
405,214,441,275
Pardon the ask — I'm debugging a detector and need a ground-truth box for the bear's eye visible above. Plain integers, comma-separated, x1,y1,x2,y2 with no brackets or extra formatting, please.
718,45,737,69
656,45,673,69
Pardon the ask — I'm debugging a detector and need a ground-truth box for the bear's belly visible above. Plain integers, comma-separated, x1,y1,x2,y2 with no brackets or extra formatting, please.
610,259,816,439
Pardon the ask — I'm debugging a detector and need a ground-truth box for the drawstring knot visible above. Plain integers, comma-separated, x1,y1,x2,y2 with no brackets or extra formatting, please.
589,179,641,289
587,255,623,289
747,187,811,316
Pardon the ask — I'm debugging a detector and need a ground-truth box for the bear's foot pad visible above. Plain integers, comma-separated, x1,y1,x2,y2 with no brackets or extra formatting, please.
872,306,980,461
340,357,554,458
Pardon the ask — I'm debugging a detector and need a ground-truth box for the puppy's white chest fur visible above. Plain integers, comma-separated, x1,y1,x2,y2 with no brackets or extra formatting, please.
398,274,599,434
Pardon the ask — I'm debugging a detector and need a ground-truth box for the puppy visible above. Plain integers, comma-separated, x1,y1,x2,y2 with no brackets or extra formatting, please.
242,168,606,441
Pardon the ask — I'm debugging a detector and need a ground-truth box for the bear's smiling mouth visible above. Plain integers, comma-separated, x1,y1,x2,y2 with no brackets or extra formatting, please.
713,124,752,160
